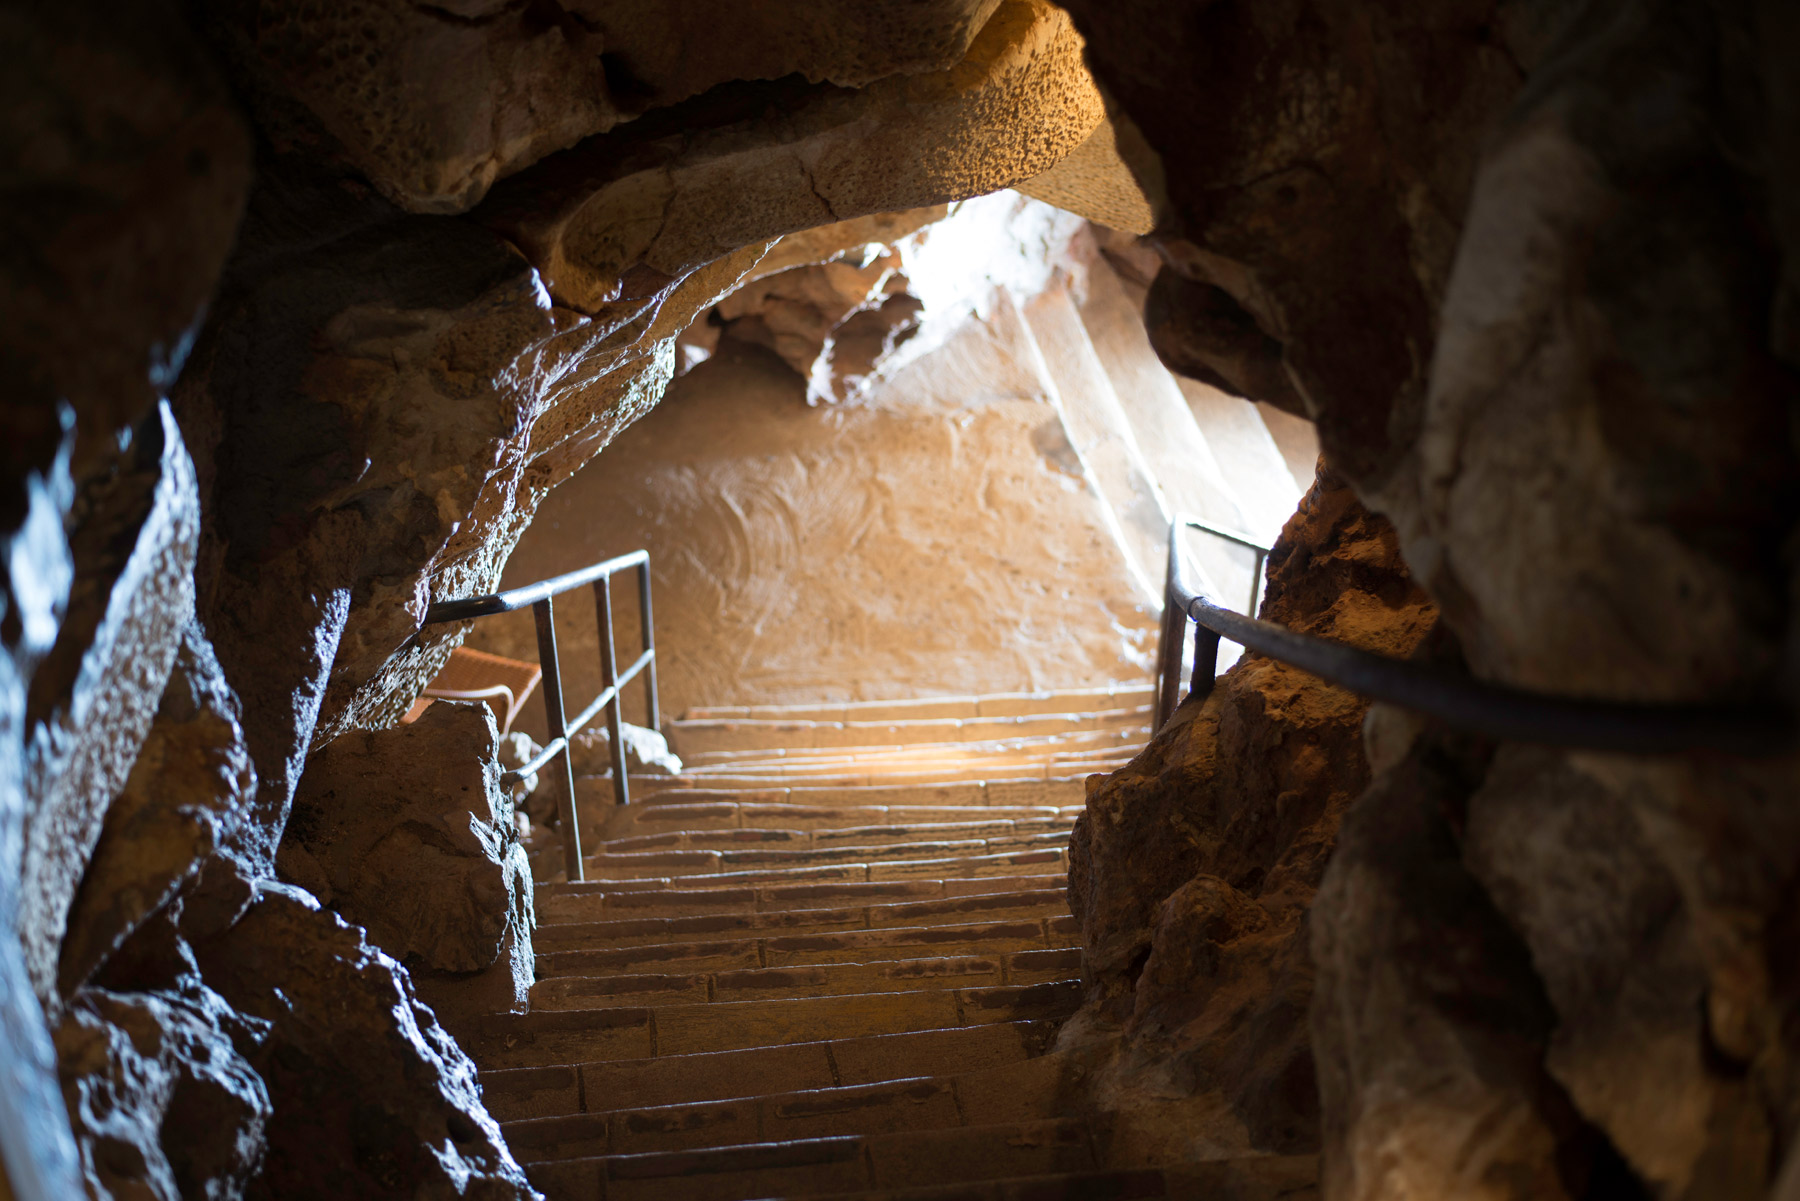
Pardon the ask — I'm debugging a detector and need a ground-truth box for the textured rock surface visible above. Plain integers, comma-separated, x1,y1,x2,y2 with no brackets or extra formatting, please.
1063,469,1434,1156
18,404,201,1009
55,985,270,1201
477,0,1103,312
1060,0,1546,489
185,885,534,1200
201,0,1005,214
58,622,257,998
1066,0,1800,1195
280,702,534,1028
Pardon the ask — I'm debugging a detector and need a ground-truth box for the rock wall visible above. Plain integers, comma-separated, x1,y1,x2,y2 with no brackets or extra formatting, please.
1064,468,1434,1160
0,1,1115,1194
1061,0,1800,1196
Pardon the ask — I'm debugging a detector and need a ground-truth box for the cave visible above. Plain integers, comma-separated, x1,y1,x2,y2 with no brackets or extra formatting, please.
4,2,1800,1200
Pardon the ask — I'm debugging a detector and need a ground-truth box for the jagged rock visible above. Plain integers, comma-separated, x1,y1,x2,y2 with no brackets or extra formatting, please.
279,702,533,1027
1014,111,1164,236
18,404,201,1009
1308,728,1608,1201
176,162,765,784
1063,470,1435,1155
1057,0,1547,490
0,0,251,466
58,622,257,997
54,985,270,1201
1461,746,1765,1199
186,884,534,1200
200,0,1005,214
477,0,1103,312
717,248,922,404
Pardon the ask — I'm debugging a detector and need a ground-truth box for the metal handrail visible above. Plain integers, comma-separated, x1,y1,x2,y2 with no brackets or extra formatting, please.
423,550,661,882
1154,516,1797,756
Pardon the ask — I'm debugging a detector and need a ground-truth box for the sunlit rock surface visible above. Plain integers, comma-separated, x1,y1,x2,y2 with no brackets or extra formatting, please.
280,702,534,1032
1063,469,1434,1159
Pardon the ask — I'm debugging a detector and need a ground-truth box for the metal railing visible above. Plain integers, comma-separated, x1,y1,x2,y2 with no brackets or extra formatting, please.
1155,516,1796,756
423,549,661,882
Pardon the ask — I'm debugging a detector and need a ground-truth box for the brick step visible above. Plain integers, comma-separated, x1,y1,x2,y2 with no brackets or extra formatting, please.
682,685,1154,724
533,884,1071,944
570,848,1069,894
662,767,1130,792
500,1040,1107,1157
481,1020,1061,1122
669,710,1149,756
531,947,1083,1012
583,829,1071,879
466,980,1082,1070
535,915,1079,976
679,733,1141,769
597,814,1077,852
607,779,1090,811
523,1117,1099,1201
766,1158,1320,1201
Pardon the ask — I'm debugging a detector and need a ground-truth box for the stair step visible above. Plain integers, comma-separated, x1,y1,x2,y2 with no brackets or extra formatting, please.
596,815,1074,852
480,1020,1062,1122
501,1037,1110,1153
466,980,1081,1069
679,722,1144,760
531,948,1083,1011
535,916,1078,975
534,886,1073,945
682,686,1154,724
652,763,1129,788
524,1117,1098,1201
670,710,1149,755
556,847,1068,894
603,802,1084,838
609,779,1091,810
584,829,1071,878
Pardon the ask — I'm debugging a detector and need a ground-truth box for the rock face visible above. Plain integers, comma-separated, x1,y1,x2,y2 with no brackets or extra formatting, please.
1064,469,1435,1156
186,885,533,1200
19,403,201,1008
280,702,534,1030
7,0,1128,1196
1065,0,1800,1195
54,985,270,1201
202,0,1007,214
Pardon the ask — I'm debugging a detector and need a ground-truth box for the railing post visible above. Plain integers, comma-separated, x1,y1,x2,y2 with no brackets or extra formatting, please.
596,575,631,807
638,560,659,734
1155,527,1185,728
1190,620,1222,703
534,596,584,882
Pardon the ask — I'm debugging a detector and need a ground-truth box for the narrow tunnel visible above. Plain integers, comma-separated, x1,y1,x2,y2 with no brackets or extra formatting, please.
4,2,1800,1200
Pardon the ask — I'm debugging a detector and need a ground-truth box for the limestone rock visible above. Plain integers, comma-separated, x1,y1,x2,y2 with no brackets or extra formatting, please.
55,985,270,1201
1064,469,1434,1153
187,884,534,1200
1462,747,1765,1199
1308,729,1602,1201
1015,112,1163,236
0,0,251,468
280,702,533,1026
717,248,923,404
477,0,1104,313
1057,0,1545,489
59,622,258,997
18,404,201,1008
201,0,1004,215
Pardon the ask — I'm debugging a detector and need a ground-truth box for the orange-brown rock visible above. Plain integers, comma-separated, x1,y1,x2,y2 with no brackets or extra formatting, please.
1065,469,1434,1155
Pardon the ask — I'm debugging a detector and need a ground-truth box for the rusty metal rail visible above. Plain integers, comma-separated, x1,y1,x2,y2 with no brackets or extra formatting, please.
424,549,660,882
1155,516,1796,756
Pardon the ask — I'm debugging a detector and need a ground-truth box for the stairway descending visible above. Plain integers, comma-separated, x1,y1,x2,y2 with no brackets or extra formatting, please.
467,684,1316,1200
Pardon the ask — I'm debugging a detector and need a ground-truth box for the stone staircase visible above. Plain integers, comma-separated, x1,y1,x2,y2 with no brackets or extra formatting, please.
466,685,1315,1200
